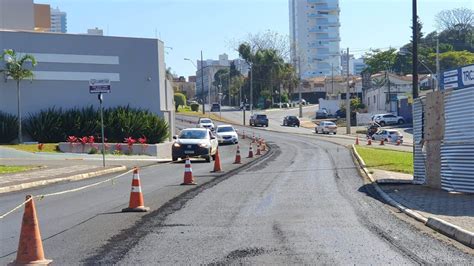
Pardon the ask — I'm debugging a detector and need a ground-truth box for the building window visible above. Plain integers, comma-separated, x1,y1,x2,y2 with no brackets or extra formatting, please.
373,95,376,104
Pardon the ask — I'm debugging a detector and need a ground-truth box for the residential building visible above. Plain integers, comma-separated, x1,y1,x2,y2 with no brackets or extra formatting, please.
352,58,366,75
0,0,51,31
195,53,249,103
87,27,104,36
289,0,341,78
50,7,67,33
173,76,196,100
341,52,354,75
0,30,174,137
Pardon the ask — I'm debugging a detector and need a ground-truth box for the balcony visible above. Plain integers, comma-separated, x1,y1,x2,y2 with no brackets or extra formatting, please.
308,26,329,33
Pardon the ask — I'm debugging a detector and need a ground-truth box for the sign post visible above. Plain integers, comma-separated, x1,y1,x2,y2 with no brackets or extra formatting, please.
89,79,111,167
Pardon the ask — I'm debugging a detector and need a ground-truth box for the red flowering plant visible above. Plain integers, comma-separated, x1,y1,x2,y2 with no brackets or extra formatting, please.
67,136,78,152
87,136,99,150
115,143,122,154
124,137,136,154
79,136,89,152
37,143,44,151
138,136,148,154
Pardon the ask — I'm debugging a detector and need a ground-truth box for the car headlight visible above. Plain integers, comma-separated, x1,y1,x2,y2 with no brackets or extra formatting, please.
199,142,208,148
173,142,181,148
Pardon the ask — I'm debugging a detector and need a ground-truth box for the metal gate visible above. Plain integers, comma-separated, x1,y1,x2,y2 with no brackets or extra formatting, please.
413,98,426,184
441,89,474,193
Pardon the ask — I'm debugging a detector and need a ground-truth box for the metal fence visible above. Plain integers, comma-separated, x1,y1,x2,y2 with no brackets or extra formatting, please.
413,98,426,184
441,89,474,193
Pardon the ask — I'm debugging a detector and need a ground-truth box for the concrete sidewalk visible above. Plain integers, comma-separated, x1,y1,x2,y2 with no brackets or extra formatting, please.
353,146,474,248
0,165,127,194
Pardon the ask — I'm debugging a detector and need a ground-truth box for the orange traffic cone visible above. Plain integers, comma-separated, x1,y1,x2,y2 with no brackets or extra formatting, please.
367,138,372,145
212,148,223,172
396,139,401,146
262,141,267,151
355,136,360,145
12,195,53,266
256,144,262,156
247,144,254,158
122,168,150,212
234,146,242,164
181,157,196,185
252,136,256,144
380,139,385,145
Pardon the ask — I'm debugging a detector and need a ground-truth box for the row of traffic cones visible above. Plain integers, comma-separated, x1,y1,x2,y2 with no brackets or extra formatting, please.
355,136,401,146
11,137,268,265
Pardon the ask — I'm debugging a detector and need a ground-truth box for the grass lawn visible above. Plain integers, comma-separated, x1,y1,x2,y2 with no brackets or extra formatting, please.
0,165,36,174
3,143,59,153
355,146,413,174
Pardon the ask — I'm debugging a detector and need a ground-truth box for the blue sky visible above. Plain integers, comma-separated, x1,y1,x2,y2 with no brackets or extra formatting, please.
47,0,473,77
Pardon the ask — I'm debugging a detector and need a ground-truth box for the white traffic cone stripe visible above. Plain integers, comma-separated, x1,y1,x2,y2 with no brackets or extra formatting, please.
185,168,193,172
131,186,142,192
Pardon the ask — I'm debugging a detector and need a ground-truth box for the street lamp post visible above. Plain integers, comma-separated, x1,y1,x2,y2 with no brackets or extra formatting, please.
249,62,253,114
399,48,438,91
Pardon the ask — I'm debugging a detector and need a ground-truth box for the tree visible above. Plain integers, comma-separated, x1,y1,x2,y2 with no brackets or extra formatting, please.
363,48,398,74
436,8,474,32
174,92,186,111
0,49,37,143
235,30,290,61
426,50,474,71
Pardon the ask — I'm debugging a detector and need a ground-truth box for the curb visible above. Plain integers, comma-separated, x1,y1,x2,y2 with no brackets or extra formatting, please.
0,166,128,194
351,144,474,248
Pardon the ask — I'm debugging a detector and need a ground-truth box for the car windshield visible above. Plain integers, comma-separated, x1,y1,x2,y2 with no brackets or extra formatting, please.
200,119,212,123
325,122,336,126
217,126,234,133
179,130,207,139
256,115,267,119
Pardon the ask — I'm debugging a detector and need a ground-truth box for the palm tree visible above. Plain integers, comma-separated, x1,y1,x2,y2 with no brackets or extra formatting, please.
0,49,37,143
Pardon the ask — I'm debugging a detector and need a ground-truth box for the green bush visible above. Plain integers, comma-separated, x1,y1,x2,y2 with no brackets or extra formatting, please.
190,103,199,112
24,107,64,143
174,93,186,111
0,111,18,144
24,106,169,144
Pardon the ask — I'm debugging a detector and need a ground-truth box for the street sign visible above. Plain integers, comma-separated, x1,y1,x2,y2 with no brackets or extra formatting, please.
89,79,111,93
440,64,474,91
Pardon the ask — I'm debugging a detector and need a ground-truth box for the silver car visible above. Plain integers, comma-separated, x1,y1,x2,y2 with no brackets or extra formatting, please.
371,129,403,143
215,125,239,145
315,121,337,134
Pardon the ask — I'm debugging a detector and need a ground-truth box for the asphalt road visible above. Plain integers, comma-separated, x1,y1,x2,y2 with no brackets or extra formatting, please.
1,117,471,264
102,119,472,263
0,133,252,265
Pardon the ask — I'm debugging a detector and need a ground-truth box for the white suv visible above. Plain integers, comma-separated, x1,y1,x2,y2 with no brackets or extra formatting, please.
197,118,215,131
373,114,405,126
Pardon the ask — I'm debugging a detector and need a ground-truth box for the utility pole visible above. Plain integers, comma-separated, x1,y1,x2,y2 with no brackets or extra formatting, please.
298,57,303,118
412,0,418,99
345,48,351,135
436,35,440,91
250,63,253,114
200,51,205,114
331,62,334,97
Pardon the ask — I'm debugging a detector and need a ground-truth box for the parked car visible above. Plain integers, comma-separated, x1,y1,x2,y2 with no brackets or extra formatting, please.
211,103,221,112
250,114,268,127
316,108,329,119
372,113,405,126
334,109,346,119
215,125,239,144
371,129,404,143
282,116,300,127
197,117,215,131
172,128,218,162
315,121,337,134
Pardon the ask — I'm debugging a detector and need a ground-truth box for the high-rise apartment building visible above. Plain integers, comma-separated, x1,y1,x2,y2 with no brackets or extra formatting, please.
289,0,341,78
50,7,67,33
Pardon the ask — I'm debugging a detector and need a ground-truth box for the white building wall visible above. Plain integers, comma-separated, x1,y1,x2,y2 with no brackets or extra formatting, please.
290,0,341,78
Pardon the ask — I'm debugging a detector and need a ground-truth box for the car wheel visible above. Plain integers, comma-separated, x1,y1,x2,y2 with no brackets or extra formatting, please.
380,121,385,126
398,119,405,125
205,156,211,163
172,156,178,162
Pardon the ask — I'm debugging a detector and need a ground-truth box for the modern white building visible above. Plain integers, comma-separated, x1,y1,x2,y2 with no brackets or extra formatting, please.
289,0,341,78
50,7,67,33
195,53,249,103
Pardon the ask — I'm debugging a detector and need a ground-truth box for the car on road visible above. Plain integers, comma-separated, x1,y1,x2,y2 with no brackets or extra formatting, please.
172,128,218,162
371,129,403,143
282,116,300,127
316,108,329,119
315,121,337,134
250,114,268,127
211,103,221,112
215,125,239,144
372,113,405,126
334,109,346,119
197,117,215,131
